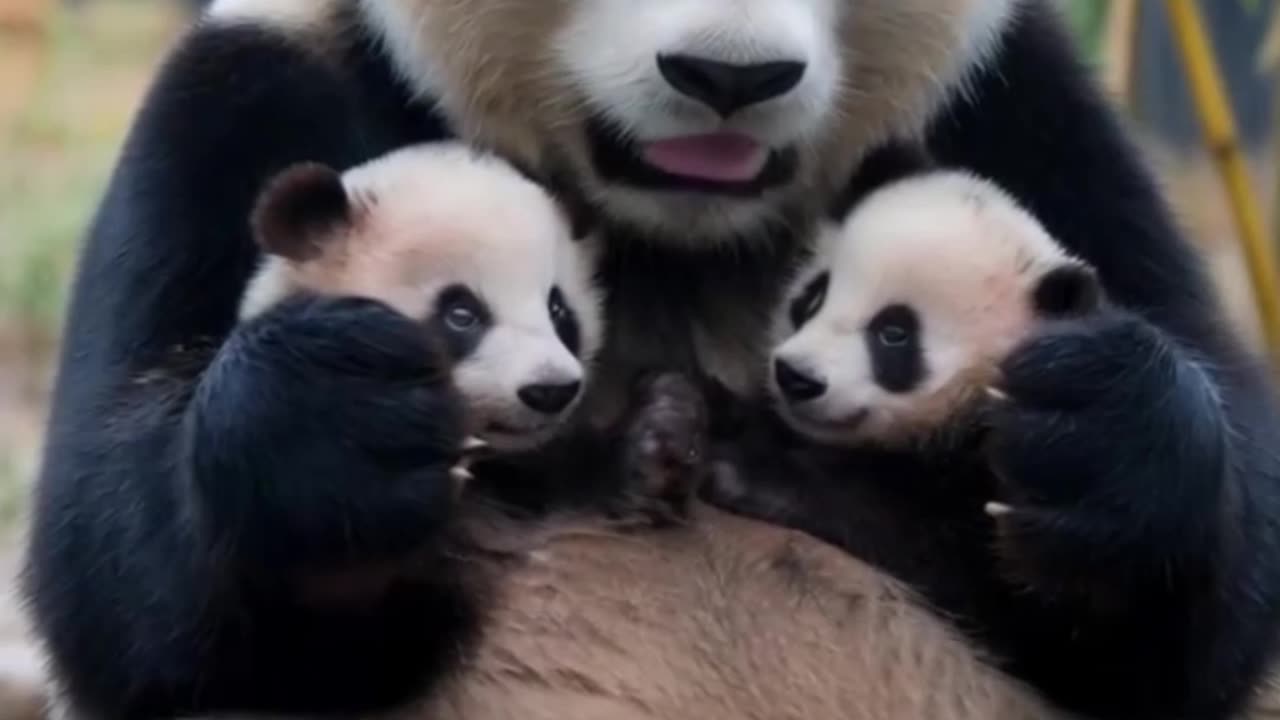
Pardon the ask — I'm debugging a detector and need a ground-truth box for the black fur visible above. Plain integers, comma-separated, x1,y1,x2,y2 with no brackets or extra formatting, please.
549,287,582,357
21,2,1280,720
787,271,829,330
428,284,493,362
1033,263,1103,318
22,16,479,719
865,303,925,393
710,5,1280,720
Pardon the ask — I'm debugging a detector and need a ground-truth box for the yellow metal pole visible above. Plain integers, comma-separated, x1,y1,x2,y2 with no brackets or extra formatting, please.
1165,0,1280,361
1266,5,1280,300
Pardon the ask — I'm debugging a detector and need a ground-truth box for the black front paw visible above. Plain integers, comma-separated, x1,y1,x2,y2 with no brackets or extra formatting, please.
699,412,817,528
185,294,474,582
983,310,1227,597
617,372,712,521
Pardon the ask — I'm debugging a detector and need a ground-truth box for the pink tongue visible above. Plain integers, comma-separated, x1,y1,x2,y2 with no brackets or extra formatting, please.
642,133,767,182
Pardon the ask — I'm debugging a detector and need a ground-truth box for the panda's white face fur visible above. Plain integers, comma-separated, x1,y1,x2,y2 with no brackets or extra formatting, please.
209,0,1020,245
771,172,1099,448
239,143,605,453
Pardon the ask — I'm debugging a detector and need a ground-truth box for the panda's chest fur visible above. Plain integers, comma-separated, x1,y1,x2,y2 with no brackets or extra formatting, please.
582,228,801,425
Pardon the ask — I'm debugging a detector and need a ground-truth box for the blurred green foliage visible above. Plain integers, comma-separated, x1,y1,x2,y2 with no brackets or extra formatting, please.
1062,0,1108,60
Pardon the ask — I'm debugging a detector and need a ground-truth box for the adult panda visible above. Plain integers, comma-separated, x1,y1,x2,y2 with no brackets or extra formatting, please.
20,0,1280,719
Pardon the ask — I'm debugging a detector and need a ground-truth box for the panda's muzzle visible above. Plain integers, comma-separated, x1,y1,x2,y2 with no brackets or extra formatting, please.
585,115,797,196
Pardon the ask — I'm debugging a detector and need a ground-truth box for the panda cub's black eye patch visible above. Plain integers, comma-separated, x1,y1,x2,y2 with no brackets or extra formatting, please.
430,284,492,360
790,272,830,329
865,304,925,393
548,286,581,356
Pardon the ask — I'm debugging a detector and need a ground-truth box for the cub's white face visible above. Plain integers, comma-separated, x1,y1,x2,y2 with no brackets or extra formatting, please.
345,0,1019,243
769,172,1097,447
240,144,605,452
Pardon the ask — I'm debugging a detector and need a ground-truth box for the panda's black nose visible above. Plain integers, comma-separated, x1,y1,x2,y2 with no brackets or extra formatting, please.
518,381,582,415
657,55,806,116
774,358,827,403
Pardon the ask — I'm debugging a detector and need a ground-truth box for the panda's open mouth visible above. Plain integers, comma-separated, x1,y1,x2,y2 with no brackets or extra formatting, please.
586,115,797,196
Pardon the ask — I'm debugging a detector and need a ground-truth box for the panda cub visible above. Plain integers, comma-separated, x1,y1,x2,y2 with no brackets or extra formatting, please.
240,143,605,458
708,145,1113,711
771,162,1102,451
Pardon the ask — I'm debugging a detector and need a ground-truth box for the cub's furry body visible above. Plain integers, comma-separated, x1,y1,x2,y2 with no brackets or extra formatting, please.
22,0,1280,719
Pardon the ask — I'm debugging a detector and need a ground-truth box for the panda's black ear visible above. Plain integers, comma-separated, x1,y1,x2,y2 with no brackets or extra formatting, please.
250,162,352,261
828,140,936,221
1033,261,1103,318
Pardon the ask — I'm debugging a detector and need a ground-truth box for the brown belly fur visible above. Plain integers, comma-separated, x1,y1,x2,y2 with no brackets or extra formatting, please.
409,502,1065,720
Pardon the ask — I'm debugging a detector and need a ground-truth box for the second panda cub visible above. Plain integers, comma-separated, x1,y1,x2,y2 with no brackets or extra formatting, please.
240,143,605,459
703,146,1113,712
772,156,1101,451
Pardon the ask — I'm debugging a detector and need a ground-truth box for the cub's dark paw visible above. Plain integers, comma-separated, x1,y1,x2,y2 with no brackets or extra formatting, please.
699,411,818,529
620,372,711,520
187,294,479,581
981,310,1227,597
702,458,802,525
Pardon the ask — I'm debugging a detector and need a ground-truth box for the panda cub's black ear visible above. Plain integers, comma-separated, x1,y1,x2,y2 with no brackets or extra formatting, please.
250,162,352,261
1033,261,1103,318
828,140,936,221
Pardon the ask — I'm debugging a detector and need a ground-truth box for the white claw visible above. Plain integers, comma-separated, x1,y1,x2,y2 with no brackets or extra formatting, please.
450,466,475,484
984,386,1010,402
984,501,1014,518
462,436,489,453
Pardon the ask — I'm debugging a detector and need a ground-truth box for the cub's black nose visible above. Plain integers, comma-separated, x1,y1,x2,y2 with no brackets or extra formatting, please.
518,381,582,415
774,357,827,402
657,55,806,116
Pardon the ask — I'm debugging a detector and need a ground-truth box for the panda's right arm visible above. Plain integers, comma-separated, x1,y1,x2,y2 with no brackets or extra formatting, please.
21,22,480,719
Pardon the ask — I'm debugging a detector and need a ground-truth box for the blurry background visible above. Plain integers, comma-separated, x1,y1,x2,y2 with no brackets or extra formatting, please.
1,0,1279,703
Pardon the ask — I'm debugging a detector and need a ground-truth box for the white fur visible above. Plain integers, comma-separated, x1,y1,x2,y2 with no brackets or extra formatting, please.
966,0,1020,66
772,171,1083,446
241,143,605,452
358,0,449,100
551,0,1020,237
236,262,293,323
554,0,842,146
547,0,835,239
947,0,1022,101
205,0,333,28
341,0,1024,243
0,642,43,691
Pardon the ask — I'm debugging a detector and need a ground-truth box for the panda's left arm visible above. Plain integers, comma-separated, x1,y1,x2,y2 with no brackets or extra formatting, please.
927,2,1280,719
